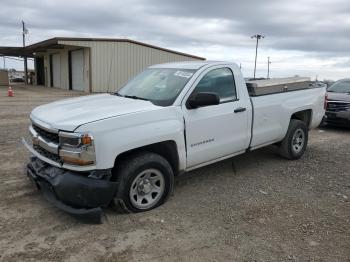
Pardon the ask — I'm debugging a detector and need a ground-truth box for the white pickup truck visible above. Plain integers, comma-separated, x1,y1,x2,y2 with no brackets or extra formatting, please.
23,61,326,222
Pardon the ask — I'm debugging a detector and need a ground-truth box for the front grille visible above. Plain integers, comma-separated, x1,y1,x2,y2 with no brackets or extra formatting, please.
32,124,59,144
327,101,350,112
33,145,60,163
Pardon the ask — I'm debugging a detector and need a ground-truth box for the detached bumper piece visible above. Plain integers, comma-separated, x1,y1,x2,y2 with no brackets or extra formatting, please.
26,157,117,224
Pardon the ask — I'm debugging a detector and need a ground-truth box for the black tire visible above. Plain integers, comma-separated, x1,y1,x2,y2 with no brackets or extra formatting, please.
279,119,308,160
112,152,174,213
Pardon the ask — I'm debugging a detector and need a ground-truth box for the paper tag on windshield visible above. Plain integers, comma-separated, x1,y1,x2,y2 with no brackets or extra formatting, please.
174,71,193,78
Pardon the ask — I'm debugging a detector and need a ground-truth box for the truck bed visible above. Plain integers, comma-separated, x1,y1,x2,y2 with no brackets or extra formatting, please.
249,86,326,150
246,77,311,96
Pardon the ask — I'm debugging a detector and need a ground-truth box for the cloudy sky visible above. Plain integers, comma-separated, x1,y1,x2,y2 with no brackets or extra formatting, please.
0,0,349,80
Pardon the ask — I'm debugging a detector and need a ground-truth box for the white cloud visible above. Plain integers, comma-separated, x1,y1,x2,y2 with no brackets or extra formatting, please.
0,0,349,80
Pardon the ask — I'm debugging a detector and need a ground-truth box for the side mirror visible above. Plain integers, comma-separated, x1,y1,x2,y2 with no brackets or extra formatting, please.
188,92,220,109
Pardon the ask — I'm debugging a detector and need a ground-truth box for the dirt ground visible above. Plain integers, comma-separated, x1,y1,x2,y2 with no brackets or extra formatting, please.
0,85,349,262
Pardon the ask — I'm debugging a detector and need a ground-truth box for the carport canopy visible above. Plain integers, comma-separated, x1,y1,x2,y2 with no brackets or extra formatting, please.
0,38,65,57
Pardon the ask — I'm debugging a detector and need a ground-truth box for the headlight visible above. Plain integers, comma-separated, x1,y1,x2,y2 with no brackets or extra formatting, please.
58,132,95,166
59,132,92,147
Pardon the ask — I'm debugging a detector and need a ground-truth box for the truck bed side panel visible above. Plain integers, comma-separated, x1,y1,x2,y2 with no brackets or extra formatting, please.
250,88,325,149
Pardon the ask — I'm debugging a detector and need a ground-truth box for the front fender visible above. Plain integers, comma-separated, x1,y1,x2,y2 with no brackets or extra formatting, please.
76,107,186,170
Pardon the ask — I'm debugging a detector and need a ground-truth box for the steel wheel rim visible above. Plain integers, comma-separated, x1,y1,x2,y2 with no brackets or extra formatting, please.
129,168,165,209
292,128,305,153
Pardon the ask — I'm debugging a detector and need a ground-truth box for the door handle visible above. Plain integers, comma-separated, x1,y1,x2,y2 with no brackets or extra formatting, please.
234,107,246,113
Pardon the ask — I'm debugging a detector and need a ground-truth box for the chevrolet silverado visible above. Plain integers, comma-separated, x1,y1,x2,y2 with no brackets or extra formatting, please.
22,61,326,222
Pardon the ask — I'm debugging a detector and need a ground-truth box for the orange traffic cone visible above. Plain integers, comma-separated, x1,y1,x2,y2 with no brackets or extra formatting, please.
8,86,13,97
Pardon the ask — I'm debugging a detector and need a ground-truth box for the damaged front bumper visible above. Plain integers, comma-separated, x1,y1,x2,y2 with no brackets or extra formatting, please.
26,157,118,223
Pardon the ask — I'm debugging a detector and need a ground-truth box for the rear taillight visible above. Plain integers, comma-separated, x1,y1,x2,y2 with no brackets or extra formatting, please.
324,93,328,110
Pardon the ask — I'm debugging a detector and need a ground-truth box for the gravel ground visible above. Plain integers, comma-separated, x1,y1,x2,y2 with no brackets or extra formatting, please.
0,85,349,262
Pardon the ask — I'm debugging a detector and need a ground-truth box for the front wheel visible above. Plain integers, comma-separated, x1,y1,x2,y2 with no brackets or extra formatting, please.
279,119,308,160
112,152,174,213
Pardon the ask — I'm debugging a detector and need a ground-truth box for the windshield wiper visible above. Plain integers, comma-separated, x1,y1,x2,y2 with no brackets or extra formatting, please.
113,92,149,101
123,95,149,101
114,92,124,97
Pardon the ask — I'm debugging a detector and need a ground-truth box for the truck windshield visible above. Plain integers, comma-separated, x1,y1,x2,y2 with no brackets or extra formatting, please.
115,68,196,106
327,80,350,93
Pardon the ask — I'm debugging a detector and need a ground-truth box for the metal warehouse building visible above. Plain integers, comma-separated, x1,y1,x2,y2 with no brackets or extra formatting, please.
0,37,205,92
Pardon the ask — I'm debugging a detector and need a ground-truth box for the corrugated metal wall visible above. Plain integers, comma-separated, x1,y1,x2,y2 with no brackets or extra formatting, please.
41,46,90,91
59,40,202,92
42,48,69,90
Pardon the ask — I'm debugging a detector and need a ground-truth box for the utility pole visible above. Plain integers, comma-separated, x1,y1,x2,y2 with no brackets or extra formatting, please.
251,34,264,79
267,56,271,79
2,56,5,69
22,20,28,84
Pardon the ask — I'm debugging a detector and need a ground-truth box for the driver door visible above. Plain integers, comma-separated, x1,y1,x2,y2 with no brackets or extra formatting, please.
182,66,250,168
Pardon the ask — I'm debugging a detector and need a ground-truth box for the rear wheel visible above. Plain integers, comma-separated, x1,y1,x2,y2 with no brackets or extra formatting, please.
112,152,174,213
279,119,308,160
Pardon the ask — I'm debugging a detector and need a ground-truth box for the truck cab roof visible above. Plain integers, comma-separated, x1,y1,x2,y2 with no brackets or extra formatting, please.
150,61,231,70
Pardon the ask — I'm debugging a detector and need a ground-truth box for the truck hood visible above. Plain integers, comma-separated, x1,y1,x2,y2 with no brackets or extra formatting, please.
327,92,350,102
30,94,159,131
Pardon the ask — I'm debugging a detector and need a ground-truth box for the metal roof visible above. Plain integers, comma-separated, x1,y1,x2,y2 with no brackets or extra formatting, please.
0,37,205,60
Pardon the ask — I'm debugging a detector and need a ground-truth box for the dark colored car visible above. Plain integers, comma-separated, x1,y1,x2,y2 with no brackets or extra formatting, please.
10,77,25,83
323,79,350,127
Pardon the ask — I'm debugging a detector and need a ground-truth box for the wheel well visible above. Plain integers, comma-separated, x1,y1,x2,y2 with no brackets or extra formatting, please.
291,109,312,128
113,141,179,176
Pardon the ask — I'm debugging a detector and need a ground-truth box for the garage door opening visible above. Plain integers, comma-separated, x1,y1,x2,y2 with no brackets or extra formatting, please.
69,49,85,91
35,57,45,85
